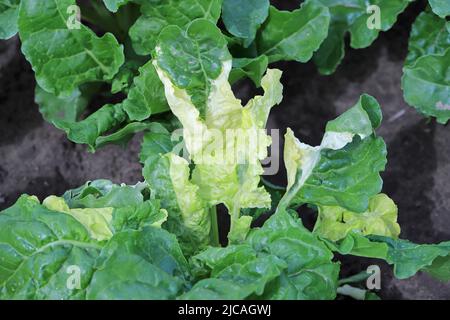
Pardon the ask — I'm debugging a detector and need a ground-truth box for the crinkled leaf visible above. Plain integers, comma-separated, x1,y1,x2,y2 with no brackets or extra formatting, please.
143,153,211,256
256,0,330,63
86,227,190,299
405,11,450,66
402,48,450,124
62,180,146,208
43,196,114,241
43,194,168,241
0,195,102,299
155,26,283,242
314,194,400,242
182,209,339,300
0,194,185,299
241,179,285,221
129,0,222,56
222,0,269,48
284,94,387,213
18,0,124,97
0,0,19,39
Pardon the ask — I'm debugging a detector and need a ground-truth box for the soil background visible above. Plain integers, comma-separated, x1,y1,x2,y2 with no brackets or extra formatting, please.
1,0,449,299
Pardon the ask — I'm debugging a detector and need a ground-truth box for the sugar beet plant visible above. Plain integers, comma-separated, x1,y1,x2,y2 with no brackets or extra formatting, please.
0,0,449,300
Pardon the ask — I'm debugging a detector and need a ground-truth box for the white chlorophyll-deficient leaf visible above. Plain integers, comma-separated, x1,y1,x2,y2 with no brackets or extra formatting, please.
154,19,283,243
143,152,212,256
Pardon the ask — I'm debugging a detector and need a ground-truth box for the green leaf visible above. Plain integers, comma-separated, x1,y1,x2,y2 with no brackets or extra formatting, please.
139,125,175,163
0,195,102,299
86,227,190,299
122,60,169,121
314,194,400,242
0,0,19,39
111,60,141,94
182,209,339,300
405,11,450,66
129,0,222,56
324,232,450,281
283,95,387,213
369,236,450,280
62,180,147,208
428,0,450,18
222,0,269,48
348,0,414,49
0,193,186,299
229,55,269,86
322,232,389,259
102,0,132,13
256,0,330,63
402,48,450,124
18,0,124,97
143,153,211,256
50,181,168,238
314,0,413,75
54,103,128,151
43,196,115,241
154,19,230,117
94,122,163,149
35,86,91,123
